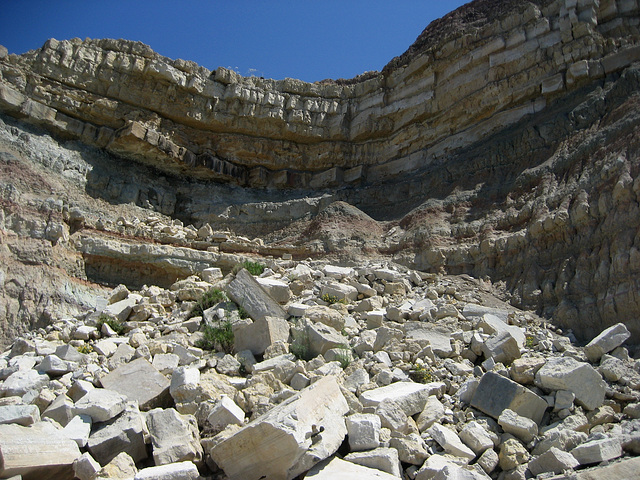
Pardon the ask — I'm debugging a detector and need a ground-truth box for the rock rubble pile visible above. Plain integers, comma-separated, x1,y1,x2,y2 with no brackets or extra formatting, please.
2,259,640,479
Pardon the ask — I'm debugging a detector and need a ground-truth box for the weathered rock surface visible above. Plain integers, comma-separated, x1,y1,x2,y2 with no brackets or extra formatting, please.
1,1,640,479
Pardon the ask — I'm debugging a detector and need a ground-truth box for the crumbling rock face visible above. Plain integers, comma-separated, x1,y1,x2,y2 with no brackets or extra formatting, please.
1,0,640,345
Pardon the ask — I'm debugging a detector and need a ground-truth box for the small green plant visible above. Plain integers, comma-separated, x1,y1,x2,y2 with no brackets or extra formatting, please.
290,331,313,361
237,305,249,319
197,321,235,353
233,260,266,276
96,314,125,335
525,334,536,349
334,345,352,369
77,344,94,354
322,293,343,304
188,288,227,319
409,363,433,384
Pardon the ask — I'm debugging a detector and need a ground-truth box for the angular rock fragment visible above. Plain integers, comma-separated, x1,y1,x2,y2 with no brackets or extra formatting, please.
527,446,579,476
344,447,402,477
535,357,606,410
0,404,40,426
0,422,81,480
207,394,245,431
233,315,290,355
359,381,445,415
346,413,381,451
570,437,623,465
210,376,349,480
305,456,399,479
471,371,548,424
99,357,171,410
133,461,199,480
74,388,129,423
498,408,538,443
0,369,49,397
87,404,148,465
584,322,631,363
225,268,286,321
146,407,203,465
428,424,476,462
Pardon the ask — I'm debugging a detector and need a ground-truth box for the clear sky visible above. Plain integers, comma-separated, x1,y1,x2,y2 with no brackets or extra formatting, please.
0,1,469,83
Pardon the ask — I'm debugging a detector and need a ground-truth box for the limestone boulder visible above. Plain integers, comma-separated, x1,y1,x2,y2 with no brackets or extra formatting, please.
233,315,290,356
87,404,148,465
209,376,349,480
0,422,81,480
225,268,286,321
99,357,171,410
471,371,548,424
305,456,399,479
535,357,606,410
584,322,631,363
359,381,445,416
146,408,203,465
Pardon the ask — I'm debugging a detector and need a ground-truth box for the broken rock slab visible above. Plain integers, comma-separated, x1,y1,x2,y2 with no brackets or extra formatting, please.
225,268,286,321
305,456,399,480
146,407,203,465
535,357,606,411
471,371,548,424
210,375,349,480
73,388,129,423
87,403,148,466
0,404,40,426
360,381,446,416
233,315,290,356
133,461,199,480
0,422,81,480
584,322,631,363
100,357,171,410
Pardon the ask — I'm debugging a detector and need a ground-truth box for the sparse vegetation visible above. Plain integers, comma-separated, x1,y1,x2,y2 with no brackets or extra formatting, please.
233,260,266,276
77,344,94,354
188,288,227,319
290,331,313,361
321,293,347,305
525,334,536,349
409,363,433,384
96,313,125,335
334,345,352,369
197,321,235,353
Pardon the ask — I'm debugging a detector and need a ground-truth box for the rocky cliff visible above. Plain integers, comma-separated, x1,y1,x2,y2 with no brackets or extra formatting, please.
2,0,640,344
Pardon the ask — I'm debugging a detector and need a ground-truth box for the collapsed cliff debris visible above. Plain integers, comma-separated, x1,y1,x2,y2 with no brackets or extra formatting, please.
2,0,640,476
1,261,640,479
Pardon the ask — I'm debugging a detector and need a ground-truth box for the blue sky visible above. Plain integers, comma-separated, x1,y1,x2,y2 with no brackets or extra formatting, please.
0,1,469,83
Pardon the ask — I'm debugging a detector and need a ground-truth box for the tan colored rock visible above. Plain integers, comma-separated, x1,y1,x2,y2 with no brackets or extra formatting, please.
210,376,349,480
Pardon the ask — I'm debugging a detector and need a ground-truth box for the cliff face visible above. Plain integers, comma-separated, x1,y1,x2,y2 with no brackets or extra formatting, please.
1,0,640,344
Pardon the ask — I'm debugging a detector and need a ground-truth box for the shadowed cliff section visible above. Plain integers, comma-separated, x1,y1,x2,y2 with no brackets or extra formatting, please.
1,0,640,344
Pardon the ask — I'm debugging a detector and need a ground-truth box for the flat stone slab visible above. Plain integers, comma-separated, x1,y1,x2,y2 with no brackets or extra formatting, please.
471,371,548,424
0,404,40,426
535,357,605,411
210,376,349,480
0,422,81,480
359,381,445,416
402,323,454,357
225,268,286,321
305,456,399,479
100,357,171,410
133,461,199,480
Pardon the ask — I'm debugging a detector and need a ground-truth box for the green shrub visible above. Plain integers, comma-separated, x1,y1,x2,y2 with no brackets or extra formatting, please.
237,305,249,319
290,332,313,361
96,314,125,335
334,345,352,369
233,260,266,276
321,293,347,305
197,321,235,353
409,363,433,384
188,288,227,319
77,344,94,354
